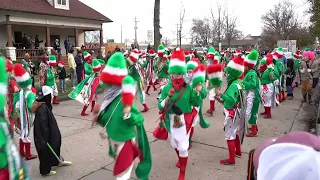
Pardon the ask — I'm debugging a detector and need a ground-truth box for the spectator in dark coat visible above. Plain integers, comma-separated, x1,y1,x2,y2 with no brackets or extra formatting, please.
34,35,43,49
22,33,29,49
74,50,84,83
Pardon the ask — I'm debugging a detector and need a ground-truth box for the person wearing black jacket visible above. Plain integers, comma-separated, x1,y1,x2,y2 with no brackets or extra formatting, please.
285,57,295,99
75,50,84,83
32,86,72,176
58,61,67,93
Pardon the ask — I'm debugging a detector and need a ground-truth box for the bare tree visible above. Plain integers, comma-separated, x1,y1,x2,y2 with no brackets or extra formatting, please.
85,31,100,44
154,0,161,51
224,12,242,46
162,38,172,47
190,18,212,46
210,2,225,45
261,0,299,40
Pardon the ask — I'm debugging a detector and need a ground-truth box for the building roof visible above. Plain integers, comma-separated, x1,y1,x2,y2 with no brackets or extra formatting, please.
0,0,112,22
220,39,259,46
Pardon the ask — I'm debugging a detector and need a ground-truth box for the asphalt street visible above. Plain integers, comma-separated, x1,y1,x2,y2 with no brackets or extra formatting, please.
24,85,307,180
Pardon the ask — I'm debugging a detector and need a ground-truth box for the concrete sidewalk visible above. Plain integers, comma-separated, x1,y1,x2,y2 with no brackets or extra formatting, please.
24,87,307,180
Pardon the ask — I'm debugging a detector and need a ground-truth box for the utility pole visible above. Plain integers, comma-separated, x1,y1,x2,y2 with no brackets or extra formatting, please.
133,17,139,47
178,1,184,48
121,24,123,43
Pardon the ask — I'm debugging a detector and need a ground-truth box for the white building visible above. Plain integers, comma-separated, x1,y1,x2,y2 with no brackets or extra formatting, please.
147,30,153,44
0,0,112,60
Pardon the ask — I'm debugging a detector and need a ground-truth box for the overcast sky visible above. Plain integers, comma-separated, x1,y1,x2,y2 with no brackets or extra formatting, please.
80,0,309,44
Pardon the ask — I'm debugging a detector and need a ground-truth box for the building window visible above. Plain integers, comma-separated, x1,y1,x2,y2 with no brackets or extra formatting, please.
57,0,66,5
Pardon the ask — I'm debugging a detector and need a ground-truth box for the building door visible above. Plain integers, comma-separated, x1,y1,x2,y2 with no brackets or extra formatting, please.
50,35,60,47
14,31,22,48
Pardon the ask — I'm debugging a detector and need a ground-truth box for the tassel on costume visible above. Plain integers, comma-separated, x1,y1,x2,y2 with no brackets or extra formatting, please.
199,106,210,128
220,140,236,165
25,142,37,160
52,96,60,104
81,105,89,116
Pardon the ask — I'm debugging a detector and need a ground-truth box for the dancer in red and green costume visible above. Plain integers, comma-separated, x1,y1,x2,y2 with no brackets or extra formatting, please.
92,52,152,180
206,47,220,115
260,54,276,119
273,47,286,103
127,49,150,113
213,55,245,165
43,55,60,104
155,48,170,99
83,51,93,79
4,57,19,134
145,49,157,95
293,51,302,87
12,64,38,160
0,57,31,180
69,59,104,116
155,48,202,180
243,50,261,137
189,64,210,149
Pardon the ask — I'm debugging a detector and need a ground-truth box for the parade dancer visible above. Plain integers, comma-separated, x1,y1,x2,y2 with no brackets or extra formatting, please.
5,58,19,134
127,49,149,112
155,49,170,100
212,55,245,165
293,51,302,87
0,57,31,180
32,86,72,176
260,55,276,119
155,48,202,180
69,59,104,116
273,47,286,103
12,64,38,160
145,49,157,95
215,56,245,165
83,51,93,79
243,50,260,137
189,64,210,149
93,52,152,180
185,58,200,84
206,47,220,115
39,55,60,104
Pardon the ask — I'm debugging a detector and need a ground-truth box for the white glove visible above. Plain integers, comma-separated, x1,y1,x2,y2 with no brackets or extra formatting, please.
308,69,312,73
300,69,305,73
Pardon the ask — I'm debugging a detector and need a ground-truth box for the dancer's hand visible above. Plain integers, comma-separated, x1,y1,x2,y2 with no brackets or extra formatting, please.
215,86,221,96
123,105,131,118
169,88,175,96
195,83,202,93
